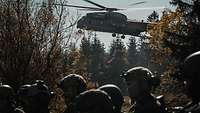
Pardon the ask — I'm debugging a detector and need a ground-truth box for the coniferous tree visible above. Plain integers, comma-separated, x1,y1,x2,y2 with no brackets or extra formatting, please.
89,35,105,82
127,36,139,68
79,33,106,85
108,39,128,74
79,37,91,71
147,11,159,22
137,36,151,68
106,38,128,95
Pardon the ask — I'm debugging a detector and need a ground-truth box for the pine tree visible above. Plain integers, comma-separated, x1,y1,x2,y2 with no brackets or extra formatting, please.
147,10,159,22
136,36,148,67
79,36,91,71
127,36,139,68
89,35,105,82
106,38,128,95
108,39,127,74
79,33,106,84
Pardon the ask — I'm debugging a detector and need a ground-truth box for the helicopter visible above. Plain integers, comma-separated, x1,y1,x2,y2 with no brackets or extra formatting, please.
54,0,148,38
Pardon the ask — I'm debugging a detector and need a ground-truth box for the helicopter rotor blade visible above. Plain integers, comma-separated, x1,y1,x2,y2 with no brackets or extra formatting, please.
83,0,106,9
83,0,125,12
129,1,147,6
53,3,103,10
77,8,104,11
53,1,125,12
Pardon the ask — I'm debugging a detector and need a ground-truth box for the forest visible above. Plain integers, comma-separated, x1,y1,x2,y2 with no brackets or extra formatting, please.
0,0,200,113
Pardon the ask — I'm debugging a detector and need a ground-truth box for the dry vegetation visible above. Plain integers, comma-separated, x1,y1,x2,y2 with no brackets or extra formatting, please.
0,0,190,112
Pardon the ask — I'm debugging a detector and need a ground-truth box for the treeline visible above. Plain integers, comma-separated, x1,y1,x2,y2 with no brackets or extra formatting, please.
64,34,167,95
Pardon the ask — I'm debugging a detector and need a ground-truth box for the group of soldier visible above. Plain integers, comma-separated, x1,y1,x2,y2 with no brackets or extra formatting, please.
1,51,200,113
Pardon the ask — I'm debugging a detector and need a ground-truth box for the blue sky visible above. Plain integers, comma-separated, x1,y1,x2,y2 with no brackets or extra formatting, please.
65,0,175,50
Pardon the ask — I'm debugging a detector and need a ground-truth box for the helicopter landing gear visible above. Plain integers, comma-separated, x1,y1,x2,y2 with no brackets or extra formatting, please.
121,35,125,39
112,33,125,39
112,33,116,37
78,29,83,34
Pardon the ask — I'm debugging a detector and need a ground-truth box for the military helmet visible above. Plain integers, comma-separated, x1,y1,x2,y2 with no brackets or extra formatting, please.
183,51,200,80
19,80,53,104
17,84,31,97
58,74,86,93
17,84,31,106
98,84,124,111
27,80,53,97
121,66,160,87
0,84,15,100
75,89,113,113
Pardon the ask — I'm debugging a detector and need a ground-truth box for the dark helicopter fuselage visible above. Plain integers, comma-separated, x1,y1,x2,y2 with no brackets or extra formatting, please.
77,12,148,36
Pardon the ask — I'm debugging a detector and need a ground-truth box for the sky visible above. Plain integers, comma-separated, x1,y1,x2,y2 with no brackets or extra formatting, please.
64,0,175,50
67,0,173,20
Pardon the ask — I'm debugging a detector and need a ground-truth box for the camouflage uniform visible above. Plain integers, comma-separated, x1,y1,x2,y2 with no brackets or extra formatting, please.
58,74,87,113
121,66,168,113
99,84,124,113
17,80,53,113
0,83,25,113
174,51,200,113
74,89,114,113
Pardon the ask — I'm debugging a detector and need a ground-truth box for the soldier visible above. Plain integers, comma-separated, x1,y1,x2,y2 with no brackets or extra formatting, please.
98,84,124,113
17,84,31,109
58,74,87,113
17,80,53,113
74,89,114,113
121,66,168,113
175,51,200,113
0,83,24,113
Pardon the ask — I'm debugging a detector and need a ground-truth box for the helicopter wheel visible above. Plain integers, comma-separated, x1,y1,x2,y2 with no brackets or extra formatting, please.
121,35,125,39
78,29,83,34
112,33,116,37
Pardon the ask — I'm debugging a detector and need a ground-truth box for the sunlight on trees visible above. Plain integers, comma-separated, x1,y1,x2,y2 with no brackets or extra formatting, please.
0,0,82,112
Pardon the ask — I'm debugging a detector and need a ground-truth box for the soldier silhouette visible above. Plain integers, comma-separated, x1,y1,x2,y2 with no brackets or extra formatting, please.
98,84,124,113
0,83,25,113
58,74,87,113
17,80,53,113
175,51,200,113
74,89,114,113
121,66,168,113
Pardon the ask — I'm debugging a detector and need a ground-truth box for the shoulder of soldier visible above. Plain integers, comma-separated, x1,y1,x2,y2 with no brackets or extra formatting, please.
154,95,166,105
14,108,25,113
156,95,164,100
171,102,200,113
155,95,170,113
182,102,200,113
148,94,163,106
171,106,184,113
